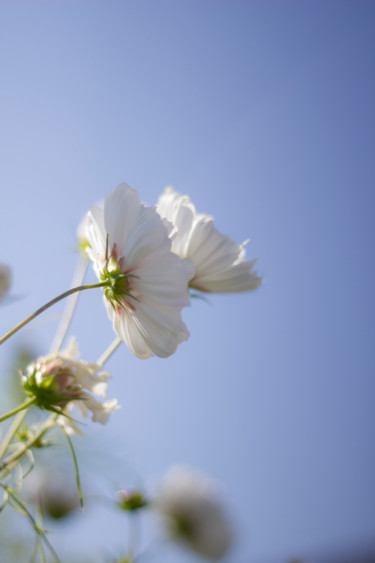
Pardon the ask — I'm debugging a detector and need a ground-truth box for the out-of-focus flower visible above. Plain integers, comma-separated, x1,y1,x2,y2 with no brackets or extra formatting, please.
117,489,148,512
76,202,103,257
157,187,262,293
0,264,11,301
22,337,119,433
76,213,91,256
25,468,80,520
154,465,233,561
85,183,194,359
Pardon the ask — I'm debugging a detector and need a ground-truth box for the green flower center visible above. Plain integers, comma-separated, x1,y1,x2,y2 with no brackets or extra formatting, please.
100,254,139,314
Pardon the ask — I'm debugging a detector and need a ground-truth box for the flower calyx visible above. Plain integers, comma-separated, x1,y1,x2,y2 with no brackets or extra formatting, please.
100,236,139,313
22,360,84,414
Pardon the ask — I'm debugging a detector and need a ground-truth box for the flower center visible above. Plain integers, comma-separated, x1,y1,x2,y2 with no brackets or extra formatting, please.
100,252,138,314
23,364,83,411
99,237,140,314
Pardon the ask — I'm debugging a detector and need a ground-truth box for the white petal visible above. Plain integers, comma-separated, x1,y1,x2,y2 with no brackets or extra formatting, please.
157,187,262,294
104,184,144,256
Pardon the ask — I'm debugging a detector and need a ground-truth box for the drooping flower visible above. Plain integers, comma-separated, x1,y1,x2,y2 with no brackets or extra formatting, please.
154,465,233,561
85,183,194,359
157,187,262,293
22,337,119,433
0,264,11,301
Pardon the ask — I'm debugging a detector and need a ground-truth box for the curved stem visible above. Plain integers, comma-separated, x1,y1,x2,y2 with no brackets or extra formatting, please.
0,281,108,346
50,255,89,354
0,397,36,424
0,407,30,460
96,336,122,366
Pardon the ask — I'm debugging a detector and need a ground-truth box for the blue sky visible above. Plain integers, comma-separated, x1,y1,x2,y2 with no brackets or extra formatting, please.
0,1,374,562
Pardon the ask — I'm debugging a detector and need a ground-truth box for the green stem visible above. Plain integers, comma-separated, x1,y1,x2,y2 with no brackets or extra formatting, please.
0,397,36,424
63,429,84,511
96,336,122,366
50,255,89,354
1,484,61,562
0,281,108,346
0,414,57,475
0,406,31,460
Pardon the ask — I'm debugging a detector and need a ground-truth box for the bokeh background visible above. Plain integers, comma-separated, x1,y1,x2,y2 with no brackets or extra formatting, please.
0,1,374,562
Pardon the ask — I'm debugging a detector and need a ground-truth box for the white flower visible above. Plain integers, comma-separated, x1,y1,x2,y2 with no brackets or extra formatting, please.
0,264,11,301
76,202,103,257
85,183,194,359
24,467,80,519
76,212,91,256
23,337,119,434
157,187,262,293
155,465,233,561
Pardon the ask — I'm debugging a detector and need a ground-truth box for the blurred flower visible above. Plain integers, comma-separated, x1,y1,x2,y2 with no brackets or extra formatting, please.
117,489,148,512
85,183,194,359
25,468,80,520
0,264,11,301
22,337,119,432
76,212,91,256
76,202,103,257
155,465,233,561
157,187,262,293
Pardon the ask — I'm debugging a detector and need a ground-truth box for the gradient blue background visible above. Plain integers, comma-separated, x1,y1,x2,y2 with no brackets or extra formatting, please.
0,1,374,562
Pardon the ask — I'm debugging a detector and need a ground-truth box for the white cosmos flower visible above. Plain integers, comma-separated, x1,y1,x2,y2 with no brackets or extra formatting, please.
23,337,119,435
157,187,262,293
85,183,195,359
155,465,233,561
0,264,11,301
76,201,104,257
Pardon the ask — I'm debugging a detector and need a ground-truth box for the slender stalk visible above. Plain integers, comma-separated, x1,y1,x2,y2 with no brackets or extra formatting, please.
0,281,108,346
63,429,84,511
50,255,89,354
0,397,36,424
127,513,139,563
96,336,122,366
1,484,61,562
0,406,31,459
0,414,57,473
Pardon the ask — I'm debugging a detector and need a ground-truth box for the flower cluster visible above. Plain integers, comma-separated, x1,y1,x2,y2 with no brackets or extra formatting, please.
83,183,261,359
22,337,119,433
0,180,261,562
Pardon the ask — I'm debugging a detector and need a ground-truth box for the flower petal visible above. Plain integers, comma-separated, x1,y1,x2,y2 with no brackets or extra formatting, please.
157,187,262,293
